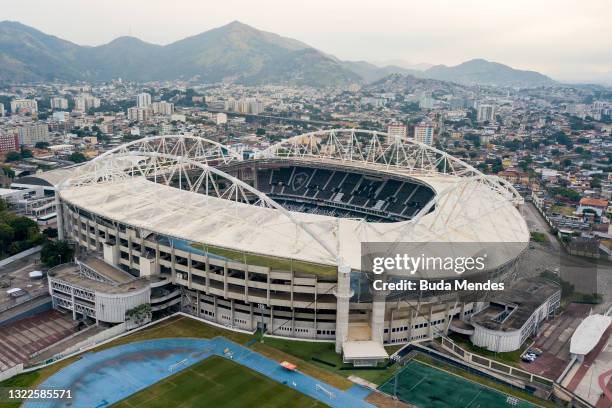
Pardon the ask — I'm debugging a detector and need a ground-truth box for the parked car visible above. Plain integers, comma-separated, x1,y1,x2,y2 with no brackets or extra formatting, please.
521,353,536,362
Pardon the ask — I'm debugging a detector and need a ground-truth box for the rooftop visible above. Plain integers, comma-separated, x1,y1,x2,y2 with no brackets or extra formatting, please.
570,314,612,355
579,197,608,207
59,175,529,273
471,277,560,331
49,257,150,295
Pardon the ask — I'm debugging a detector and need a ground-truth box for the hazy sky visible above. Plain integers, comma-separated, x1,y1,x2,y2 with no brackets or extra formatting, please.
3,0,612,83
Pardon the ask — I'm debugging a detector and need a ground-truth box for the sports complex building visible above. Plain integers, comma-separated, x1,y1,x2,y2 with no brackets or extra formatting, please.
28,130,547,365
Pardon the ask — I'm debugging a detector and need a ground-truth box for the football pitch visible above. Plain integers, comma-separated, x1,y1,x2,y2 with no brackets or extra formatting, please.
112,355,327,408
379,360,535,408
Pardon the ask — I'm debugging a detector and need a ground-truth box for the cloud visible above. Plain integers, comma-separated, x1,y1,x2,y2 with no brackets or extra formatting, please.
2,0,611,81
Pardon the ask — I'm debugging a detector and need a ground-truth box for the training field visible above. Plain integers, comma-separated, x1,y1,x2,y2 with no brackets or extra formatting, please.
23,337,370,408
112,355,325,408
379,359,535,408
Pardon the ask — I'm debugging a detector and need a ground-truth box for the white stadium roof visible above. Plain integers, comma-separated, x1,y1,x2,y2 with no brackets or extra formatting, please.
570,314,611,356
59,173,528,272
50,131,529,273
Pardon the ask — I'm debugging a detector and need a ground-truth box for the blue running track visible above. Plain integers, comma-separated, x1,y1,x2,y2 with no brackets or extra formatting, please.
23,337,375,408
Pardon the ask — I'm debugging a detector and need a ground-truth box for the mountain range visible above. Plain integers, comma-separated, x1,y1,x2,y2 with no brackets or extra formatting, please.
0,20,557,88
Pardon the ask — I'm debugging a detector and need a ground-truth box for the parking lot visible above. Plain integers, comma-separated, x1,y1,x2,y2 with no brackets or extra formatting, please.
520,303,591,380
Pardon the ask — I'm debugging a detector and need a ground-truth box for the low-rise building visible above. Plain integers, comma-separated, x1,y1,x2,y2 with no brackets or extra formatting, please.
451,277,561,352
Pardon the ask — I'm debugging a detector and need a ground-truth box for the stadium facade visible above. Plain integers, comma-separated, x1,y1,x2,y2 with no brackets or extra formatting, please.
41,131,531,365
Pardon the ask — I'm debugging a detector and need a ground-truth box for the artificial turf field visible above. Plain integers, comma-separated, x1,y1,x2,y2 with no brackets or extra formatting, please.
111,355,327,408
379,360,535,408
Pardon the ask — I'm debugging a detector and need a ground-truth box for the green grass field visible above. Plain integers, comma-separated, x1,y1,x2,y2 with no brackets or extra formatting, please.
253,337,400,386
380,360,535,408
111,356,326,408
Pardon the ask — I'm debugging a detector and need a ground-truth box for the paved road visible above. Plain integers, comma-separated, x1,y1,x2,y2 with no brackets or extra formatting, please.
521,202,561,252
519,202,612,307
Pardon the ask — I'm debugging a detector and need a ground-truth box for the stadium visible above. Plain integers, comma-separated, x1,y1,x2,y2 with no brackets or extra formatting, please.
42,129,529,365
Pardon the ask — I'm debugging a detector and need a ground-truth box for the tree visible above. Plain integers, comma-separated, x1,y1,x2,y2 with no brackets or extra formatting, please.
553,131,573,149
0,223,15,255
8,216,38,241
5,151,21,162
1,165,15,178
255,128,266,136
41,240,74,267
549,186,581,202
68,152,87,163
590,178,602,189
20,148,33,158
43,227,58,238
35,142,50,149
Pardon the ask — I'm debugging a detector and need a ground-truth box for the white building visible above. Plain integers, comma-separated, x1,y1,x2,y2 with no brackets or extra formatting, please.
48,256,179,324
464,277,561,352
214,112,227,125
0,103,4,117
419,95,434,109
17,123,50,145
52,111,70,123
50,97,69,110
477,104,496,123
136,93,152,108
225,98,264,114
387,123,407,141
570,314,611,361
360,97,386,108
10,99,38,114
127,107,152,122
170,113,186,122
74,95,100,112
414,124,435,145
160,123,172,135
151,101,174,116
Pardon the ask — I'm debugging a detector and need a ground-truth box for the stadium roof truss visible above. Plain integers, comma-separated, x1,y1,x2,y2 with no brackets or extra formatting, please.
258,129,522,205
58,132,528,268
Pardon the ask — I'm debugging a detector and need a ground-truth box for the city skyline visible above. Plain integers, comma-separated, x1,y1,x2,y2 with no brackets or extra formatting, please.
2,0,611,84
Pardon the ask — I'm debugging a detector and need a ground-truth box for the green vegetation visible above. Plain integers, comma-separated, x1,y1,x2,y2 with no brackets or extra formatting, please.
125,303,152,325
96,316,252,352
5,151,21,162
0,199,44,259
552,131,573,149
446,333,525,367
0,358,79,408
0,316,352,401
111,356,325,408
405,355,555,407
530,232,548,243
1,165,15,178
571,292,603,304
548,186,580,202
68,151,87,163
40,240,74,267
0,316,253,402
550,205,575,216
190,243,337,277
539,271,600,304
252,337,400,387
